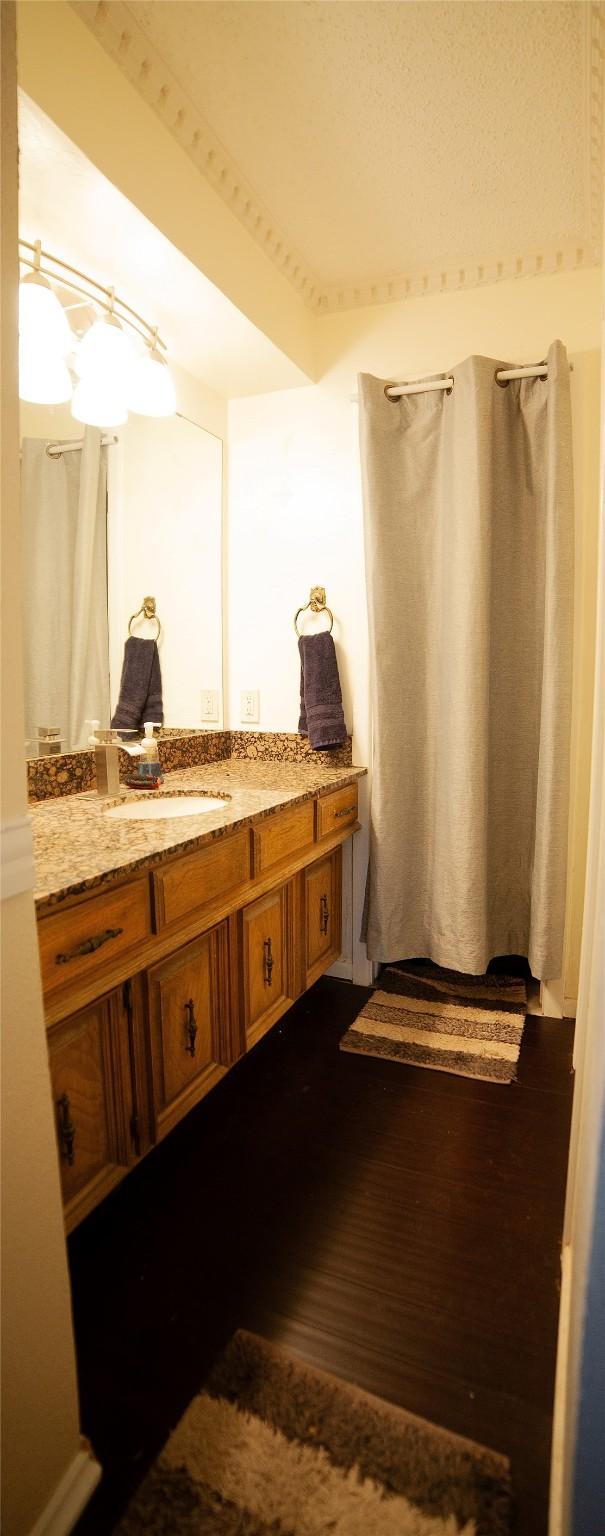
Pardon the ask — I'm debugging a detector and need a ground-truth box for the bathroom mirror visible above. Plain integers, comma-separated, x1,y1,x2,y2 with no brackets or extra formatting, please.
20,402,223,754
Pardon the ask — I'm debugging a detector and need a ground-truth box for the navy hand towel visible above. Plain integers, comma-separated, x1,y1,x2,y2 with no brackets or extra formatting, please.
298,631,347,749
111,637,164,732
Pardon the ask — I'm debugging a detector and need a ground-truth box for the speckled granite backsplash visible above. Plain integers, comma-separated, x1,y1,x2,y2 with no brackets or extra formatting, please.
27,731,353,801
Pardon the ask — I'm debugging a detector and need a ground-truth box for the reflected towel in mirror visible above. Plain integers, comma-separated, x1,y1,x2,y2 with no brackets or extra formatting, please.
111,636,164,732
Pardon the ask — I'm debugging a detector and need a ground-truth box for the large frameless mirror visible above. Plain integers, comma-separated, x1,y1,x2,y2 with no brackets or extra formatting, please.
20,403,223,754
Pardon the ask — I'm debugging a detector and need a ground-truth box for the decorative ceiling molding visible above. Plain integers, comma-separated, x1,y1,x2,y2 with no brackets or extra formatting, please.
71,0,325,311
72,0,603,317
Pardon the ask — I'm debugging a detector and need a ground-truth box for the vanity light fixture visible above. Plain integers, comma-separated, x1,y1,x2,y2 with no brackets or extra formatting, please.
18,238,176,424
18,240,73,403
71,375,129,429
128,329,177,418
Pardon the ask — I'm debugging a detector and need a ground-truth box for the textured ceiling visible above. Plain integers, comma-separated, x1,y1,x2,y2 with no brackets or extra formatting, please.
17,92,308,395
73,0,603,313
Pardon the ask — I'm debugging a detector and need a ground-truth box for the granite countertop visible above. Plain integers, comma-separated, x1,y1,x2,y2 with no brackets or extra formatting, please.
32,758,367,911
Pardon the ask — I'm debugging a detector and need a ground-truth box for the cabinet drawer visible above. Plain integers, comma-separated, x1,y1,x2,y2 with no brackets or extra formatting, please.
316,784,358,840
39,880,150,997
252,800,315,877
153,828,250,931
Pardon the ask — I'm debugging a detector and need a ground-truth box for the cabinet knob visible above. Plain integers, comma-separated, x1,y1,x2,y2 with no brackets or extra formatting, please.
263,936,274,987
320,894,330,934
57,1092,76,1166
184,998,198,1056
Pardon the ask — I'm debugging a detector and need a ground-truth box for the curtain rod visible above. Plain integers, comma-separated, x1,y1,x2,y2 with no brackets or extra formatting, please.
45,434,118,459
350,361,573,403
384,362,573,399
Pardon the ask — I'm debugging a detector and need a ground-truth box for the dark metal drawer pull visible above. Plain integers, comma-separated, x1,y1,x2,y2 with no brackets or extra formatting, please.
184,998,198,1056
334,805,356,818
57,1093,76,1165
263,936,274,987
320,894,330,934
55,927,123,965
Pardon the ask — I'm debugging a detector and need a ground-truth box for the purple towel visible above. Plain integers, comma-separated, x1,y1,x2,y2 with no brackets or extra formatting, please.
298,631,347,749
111,637,164,732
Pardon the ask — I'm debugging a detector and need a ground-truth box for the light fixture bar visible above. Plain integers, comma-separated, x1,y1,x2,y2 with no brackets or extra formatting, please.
18,238,167,353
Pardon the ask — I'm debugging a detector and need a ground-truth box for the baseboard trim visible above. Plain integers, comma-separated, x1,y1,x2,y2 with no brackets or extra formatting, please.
28,1444,101,1536
327,958,354,981
549,1243,573,1536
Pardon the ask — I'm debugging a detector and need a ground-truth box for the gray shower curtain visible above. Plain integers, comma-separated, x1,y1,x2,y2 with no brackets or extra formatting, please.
359,339,574,980
21,429,109,752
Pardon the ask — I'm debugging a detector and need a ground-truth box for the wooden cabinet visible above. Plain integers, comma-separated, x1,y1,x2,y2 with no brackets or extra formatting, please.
304,847,342,986
47,989,134,1232
148,922,240,1140
41,780,361,1229
241,881,298,1049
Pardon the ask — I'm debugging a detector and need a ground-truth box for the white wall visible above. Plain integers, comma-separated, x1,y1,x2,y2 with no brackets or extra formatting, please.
1,10,97,1532
109,393,224,728
549,229,605,1536
227,267,601,994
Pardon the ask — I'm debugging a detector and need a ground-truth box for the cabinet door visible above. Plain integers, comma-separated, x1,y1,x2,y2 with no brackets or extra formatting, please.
242,882,296,1049
48,991,132,1231
148,922,234,1140
304,847,342,986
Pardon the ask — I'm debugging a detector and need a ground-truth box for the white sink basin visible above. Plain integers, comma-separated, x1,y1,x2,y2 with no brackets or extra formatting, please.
104,794,229,822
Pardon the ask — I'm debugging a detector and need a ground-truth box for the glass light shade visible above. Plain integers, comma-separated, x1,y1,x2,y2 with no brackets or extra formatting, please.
128,348,177,418
19,341,72,404
75,313,136,384
19,272,72,356
71,375,128,428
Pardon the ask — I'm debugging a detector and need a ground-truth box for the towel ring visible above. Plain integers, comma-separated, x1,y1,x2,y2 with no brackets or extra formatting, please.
128,595,161,641
294,585,334,637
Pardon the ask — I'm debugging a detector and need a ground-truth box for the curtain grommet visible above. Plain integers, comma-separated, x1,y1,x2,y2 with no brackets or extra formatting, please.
494,368,509,388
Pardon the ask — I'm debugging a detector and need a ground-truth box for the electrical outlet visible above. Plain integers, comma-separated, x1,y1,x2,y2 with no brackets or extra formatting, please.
240,690,260,723
200,689,219,721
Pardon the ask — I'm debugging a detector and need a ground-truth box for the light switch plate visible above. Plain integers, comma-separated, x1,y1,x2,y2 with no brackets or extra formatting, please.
200,689,219,721
240,690,260,723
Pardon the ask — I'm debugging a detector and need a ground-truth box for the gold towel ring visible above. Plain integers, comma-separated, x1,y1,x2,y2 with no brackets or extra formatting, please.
128,595,161,641
294,585,334,637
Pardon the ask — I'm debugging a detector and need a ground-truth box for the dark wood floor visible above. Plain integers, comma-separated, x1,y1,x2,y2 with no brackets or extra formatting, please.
70,977,574,1536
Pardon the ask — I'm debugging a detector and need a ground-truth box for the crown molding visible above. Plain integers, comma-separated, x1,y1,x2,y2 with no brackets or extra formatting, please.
70,0,325,311
71,0,603,318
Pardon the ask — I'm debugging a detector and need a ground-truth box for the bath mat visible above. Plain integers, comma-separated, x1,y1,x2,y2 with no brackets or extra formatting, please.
115,1329,512,1535
340,963,527,1083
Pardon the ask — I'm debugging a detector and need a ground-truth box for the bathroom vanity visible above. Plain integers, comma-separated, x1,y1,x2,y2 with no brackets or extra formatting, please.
32,758,364,1232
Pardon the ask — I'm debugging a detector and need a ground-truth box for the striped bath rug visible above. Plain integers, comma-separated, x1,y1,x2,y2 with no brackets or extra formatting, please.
116,1329,512,1535
340,963,528,1083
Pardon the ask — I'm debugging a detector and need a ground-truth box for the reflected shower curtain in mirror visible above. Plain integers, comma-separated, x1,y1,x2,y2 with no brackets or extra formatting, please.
359,340,574,980
21,428,110,752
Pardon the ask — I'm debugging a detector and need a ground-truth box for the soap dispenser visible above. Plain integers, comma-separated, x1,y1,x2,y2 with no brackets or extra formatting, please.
139,722,163,785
